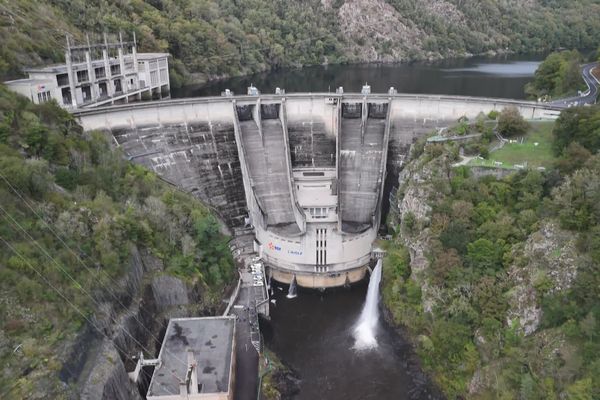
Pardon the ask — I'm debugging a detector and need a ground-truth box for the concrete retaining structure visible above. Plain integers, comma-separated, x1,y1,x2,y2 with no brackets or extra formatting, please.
75,93,560,288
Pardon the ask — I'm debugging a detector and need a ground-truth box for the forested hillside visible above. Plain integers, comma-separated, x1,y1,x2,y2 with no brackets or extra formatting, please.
2,0,600,85
384,106,600,398
0,84,235,398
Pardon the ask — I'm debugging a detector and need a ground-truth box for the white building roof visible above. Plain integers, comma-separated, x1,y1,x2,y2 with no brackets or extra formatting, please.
137,52,170,61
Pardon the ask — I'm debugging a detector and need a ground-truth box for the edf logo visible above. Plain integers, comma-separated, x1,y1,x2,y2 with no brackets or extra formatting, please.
268,242,281,251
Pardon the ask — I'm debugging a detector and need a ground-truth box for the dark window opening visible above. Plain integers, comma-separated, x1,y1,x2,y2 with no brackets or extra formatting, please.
303,172,325,177
76,70,89,83
98,82,108,97
81,86,92,102
95,67,106,79
111,64,121,75
56,73,69,86
61,88,72,105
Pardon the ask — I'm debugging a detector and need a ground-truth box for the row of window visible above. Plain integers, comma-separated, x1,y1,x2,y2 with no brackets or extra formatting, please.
72,65,126,84
304,207,334,219
37,91,52,103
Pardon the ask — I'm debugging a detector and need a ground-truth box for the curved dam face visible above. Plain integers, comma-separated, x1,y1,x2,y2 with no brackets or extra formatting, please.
75,93,560,288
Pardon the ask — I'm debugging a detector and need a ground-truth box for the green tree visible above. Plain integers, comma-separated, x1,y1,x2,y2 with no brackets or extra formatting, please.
466,238,503,275
497,106,529,137
552,105,600,155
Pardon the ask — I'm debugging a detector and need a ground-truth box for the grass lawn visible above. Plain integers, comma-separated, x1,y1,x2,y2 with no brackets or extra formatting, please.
468,121,556,169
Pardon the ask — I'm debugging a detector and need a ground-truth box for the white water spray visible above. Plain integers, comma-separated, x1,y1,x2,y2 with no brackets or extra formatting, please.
287,275,298,299
353,259,382,350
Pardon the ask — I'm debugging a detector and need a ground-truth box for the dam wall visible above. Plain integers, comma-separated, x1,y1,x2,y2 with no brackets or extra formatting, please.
79,101,248,229
76,93,560,287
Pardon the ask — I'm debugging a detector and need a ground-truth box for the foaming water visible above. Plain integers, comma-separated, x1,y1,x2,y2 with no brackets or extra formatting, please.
353,259,382,350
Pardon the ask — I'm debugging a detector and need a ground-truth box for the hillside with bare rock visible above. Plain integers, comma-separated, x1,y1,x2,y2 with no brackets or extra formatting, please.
382,114,600,398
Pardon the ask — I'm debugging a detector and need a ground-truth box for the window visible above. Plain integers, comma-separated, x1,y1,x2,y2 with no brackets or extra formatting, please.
56,73,69,86
150,71,158,85
160,68,168,83
94,67,106,79
61,88,72,105
110,64,121,75
76,70,89,83
81,86,92,102
98,82,108,97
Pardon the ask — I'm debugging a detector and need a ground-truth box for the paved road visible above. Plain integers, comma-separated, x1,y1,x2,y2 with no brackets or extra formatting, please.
227,243,268,400
232,285,259,400
549,62,599,108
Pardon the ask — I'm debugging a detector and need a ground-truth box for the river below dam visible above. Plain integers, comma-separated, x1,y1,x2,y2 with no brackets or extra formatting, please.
173,53,544,99
262,281,443,400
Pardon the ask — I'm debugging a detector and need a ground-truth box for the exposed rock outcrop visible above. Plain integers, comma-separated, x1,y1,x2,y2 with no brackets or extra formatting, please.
79,340,143,400
506,221,582,335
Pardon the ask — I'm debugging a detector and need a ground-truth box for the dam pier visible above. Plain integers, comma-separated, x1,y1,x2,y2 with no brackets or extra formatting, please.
75,89,560,290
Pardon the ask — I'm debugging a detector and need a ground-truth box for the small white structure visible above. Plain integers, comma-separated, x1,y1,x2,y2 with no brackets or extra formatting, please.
4,33,170,110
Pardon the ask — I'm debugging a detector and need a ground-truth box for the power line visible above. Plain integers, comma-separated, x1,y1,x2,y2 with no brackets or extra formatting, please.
0,171,169,354
0,203,189,380
0,235,137,399
0,171,193,373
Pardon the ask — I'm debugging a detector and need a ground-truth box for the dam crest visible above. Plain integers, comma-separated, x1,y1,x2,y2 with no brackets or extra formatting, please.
75,92,560,288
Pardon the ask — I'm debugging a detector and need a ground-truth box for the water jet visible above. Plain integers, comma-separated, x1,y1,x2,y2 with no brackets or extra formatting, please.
353,259,382,350
287,275,298,299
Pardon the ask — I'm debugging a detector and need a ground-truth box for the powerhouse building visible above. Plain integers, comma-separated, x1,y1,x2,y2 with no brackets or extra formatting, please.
4,34,170,110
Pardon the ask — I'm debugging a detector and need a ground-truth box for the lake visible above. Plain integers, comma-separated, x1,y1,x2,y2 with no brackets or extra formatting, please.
173,54,543,100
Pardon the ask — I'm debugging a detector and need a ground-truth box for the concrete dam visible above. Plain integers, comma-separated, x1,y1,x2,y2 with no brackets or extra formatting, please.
75,92,560,288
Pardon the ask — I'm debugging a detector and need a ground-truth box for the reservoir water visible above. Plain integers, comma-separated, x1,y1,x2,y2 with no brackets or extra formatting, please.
212,54,543,399
173,54,543,99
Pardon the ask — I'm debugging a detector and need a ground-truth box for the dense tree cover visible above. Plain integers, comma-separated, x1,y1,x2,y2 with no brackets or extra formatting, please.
525,50,587,100
552,105,600,156
384,109,600,398
3,1,600,84
1,0,345,85
0,85,235,397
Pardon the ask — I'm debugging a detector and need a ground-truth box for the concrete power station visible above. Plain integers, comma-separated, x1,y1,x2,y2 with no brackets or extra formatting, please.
75,92,560,288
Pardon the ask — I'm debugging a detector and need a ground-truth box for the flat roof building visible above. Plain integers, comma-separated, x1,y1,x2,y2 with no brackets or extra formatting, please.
4,33,170,110
147,317,236,400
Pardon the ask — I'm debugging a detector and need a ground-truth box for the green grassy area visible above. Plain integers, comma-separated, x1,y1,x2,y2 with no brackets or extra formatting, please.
468,121,556,169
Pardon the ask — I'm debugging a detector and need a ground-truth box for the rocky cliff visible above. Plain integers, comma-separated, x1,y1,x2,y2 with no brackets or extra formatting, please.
65,246,221,400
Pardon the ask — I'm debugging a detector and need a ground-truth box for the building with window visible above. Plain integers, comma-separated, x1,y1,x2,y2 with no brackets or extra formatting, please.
4,33,170,110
